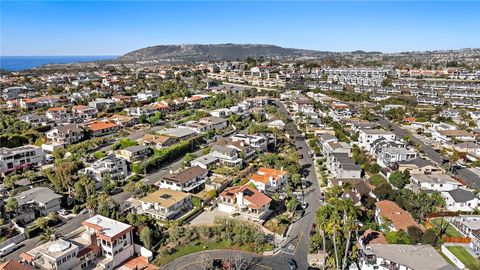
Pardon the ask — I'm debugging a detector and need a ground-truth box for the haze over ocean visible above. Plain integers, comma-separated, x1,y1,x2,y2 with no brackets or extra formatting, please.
0,56,117,71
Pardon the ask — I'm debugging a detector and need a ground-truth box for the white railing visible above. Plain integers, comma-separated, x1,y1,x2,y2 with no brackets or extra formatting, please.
441,245,466,270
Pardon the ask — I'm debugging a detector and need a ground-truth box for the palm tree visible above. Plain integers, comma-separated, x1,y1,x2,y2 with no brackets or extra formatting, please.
39,227,56,243
85,196,98,217
34,217,49,230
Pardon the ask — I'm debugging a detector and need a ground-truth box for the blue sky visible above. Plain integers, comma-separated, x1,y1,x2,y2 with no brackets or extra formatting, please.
1,1,480,56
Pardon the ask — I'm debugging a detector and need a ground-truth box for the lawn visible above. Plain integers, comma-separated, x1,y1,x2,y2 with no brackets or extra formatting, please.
153,240,272,266
446,246,480,270
429,218,463,237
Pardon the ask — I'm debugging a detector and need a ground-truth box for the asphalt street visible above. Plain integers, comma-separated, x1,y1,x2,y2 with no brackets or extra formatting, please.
4,213,90,261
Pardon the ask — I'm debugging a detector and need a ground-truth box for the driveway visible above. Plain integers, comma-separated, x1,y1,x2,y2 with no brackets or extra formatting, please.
189,209,230,226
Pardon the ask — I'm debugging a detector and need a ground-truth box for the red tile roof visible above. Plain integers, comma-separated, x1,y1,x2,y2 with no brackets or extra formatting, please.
250,167,288,184
0,260,32,270
87,121,118,131
375,200,422,232
221,185,271,209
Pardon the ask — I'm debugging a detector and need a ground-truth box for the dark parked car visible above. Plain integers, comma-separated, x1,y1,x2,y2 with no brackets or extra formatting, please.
287,258,297,270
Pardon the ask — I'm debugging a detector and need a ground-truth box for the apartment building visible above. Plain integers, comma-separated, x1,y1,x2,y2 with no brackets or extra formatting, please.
0,145,44,175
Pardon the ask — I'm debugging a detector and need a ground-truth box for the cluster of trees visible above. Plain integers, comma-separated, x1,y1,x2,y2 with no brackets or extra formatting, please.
385,226,439,246
200,93,236,109
2,170,38,190
352,145,381,174
385,108,407,122
132,138,200,174
122,213,163,250
388,170,411,189
311,197,358,269
130,79,191,99
0,114,41,148
330,121,350,143
157,216,269,258
373,180,445,220
112,138,138,150
44,161,82,193
52,137,108,162
308,139,321,155
259,150,301,178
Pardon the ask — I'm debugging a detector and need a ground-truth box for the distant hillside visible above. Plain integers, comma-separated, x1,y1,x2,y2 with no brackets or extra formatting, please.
118,44,328,62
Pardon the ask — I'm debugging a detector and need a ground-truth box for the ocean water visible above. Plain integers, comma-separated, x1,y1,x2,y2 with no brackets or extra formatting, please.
0,55,118,71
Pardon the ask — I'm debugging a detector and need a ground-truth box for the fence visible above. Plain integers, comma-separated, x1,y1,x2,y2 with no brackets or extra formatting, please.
443,236,471,243
441,245,466,269
0,233,26,249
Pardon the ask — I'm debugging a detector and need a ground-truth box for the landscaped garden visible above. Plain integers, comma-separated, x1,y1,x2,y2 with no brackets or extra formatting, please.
429,218,463,237
154,217,273,266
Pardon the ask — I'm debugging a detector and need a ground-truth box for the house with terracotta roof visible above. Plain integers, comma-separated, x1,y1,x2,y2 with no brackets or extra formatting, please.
249,167,288,192
138,134,178,149
86,121,120,137
375,200,422,232
404,117,416,124
218,185,272,220
186,95,210,107
0,260,32,270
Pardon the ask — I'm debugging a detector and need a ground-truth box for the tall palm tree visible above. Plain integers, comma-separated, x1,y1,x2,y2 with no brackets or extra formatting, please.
85,196,98,217
39,227,56,243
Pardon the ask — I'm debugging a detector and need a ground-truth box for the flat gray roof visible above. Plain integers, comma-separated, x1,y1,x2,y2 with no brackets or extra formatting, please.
369,244,455,270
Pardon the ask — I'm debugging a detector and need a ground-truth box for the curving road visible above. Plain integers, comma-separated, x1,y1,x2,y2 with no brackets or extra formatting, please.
163,100,323,270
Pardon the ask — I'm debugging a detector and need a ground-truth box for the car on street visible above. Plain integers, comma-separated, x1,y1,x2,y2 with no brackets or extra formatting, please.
287,258,297,270
0,243,17,257
301,201,309,209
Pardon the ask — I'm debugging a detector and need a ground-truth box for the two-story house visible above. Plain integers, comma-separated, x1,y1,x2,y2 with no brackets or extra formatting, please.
158,166,208,193
249,167,288,192
46,124,84,145
218,185,272,221
139,189,192,220
358,129,396,151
